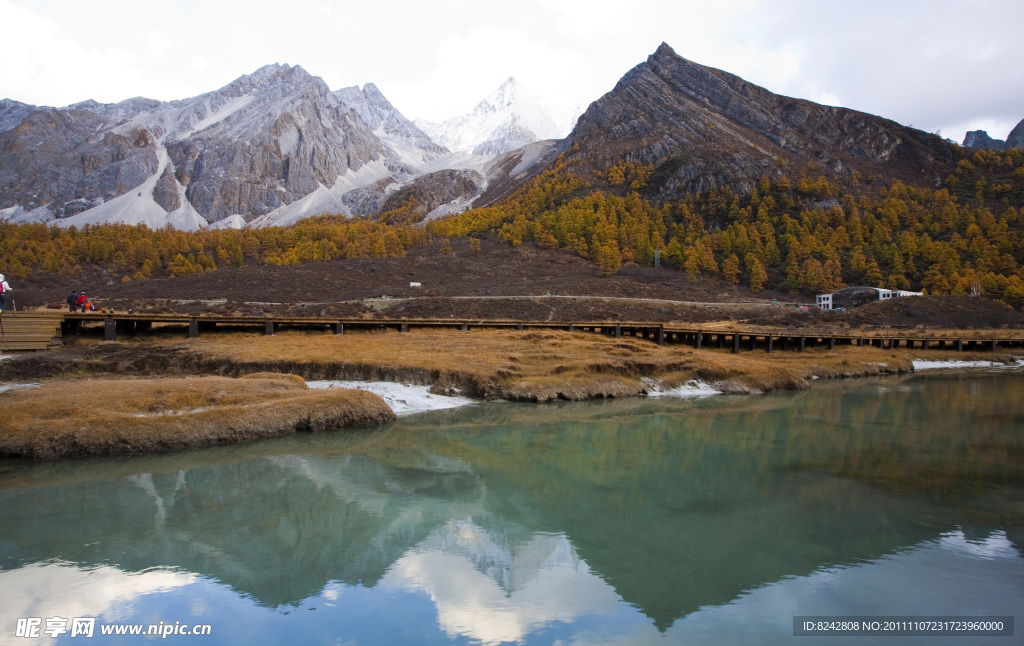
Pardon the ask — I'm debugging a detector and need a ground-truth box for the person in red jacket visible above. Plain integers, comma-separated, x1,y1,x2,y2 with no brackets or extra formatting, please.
76,292,87,312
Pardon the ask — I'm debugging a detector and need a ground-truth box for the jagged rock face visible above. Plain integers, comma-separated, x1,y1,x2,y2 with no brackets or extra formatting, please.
167,64,390,222
0,99,36,133
152,165,181,212
0,107,159,217
381,169,484,215
476,140,561,207
1007,119,1024,149
334,83,448,161
341,177,398,217
0,64,404,226
963,130,1006,150
563,43,956,199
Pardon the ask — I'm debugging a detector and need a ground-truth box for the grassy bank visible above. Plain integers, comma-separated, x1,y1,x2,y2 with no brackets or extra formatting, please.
8,328,955,400
0,373,396,460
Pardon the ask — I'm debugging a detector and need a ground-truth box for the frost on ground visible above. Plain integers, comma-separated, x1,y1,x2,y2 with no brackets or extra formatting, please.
306,381,476,416
912,357,1024,371
642,378,722,398
0,383,40,394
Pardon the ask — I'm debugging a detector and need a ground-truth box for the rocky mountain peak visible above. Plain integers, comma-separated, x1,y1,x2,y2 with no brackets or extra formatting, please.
962,118,1024,150
564,43,955,199
650,41,678,62
963,130,1006,150
333,82,448,162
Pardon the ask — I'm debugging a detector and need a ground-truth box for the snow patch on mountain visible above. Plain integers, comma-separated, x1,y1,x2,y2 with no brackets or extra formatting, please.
208,215,246,230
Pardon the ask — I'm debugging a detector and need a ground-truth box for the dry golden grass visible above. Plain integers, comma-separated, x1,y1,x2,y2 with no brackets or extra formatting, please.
119,327,963,400
0,373,395,459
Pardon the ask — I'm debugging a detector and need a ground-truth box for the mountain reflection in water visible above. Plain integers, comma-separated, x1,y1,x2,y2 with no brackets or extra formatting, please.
0,372,1022,645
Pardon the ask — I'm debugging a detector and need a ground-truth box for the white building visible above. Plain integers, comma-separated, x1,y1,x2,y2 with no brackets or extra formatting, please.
816,286,923,310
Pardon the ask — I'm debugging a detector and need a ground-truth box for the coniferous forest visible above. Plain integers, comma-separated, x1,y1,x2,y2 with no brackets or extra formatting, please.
3,146,1024,306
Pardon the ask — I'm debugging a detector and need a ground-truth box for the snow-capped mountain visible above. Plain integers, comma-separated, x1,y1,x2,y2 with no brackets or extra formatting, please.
0,65,455,230
0,68,574,231
415,78,572,158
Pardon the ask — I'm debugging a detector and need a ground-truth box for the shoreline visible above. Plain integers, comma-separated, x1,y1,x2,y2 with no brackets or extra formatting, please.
2,330,1023,460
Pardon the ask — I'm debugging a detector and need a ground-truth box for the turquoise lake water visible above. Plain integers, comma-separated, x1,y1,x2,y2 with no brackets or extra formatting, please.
1,372,1022,645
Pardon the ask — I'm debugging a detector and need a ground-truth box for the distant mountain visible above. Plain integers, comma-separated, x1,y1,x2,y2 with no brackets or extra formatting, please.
966,118,1024,150
415,78,569,158
561,43,956,199
964,130,1007,150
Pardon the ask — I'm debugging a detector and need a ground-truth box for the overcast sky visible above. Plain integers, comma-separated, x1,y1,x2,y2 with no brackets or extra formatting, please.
2,0,1022,143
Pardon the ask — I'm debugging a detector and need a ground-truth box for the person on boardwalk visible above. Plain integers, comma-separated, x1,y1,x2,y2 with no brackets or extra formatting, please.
66,291,78,312
76,292,87,313
0,274,11,313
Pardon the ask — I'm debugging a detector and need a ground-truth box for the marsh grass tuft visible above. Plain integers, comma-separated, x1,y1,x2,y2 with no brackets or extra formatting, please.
0,374,395,459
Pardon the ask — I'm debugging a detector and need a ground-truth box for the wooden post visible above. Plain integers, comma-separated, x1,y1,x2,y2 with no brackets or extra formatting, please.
696,331,703,349
104,317,116,341
922,339,929,350
991,339,998,351
615,324,621,338
799,336,805,352
781,336,788,351
568,324,575,332
461,323,468,331
956,339,963,352
657,327,665,346
335,322,344,335
265,320,275,336
732,333,740,354
401,323,409,333
767,336,773,354
829,337,835,351
189,318,199,339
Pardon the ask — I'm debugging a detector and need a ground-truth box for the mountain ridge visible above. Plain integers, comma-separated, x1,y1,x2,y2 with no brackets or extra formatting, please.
561,42,957,200
1,44,1016,232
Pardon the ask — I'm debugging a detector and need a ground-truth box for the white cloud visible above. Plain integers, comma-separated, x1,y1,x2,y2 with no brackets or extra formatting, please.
380,521,623,645
0,562,196,645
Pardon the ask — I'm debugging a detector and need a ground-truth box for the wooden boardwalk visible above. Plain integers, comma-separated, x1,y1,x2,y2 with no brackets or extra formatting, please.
0,311,1020,353
50,311,1024,354
0,313,63,352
